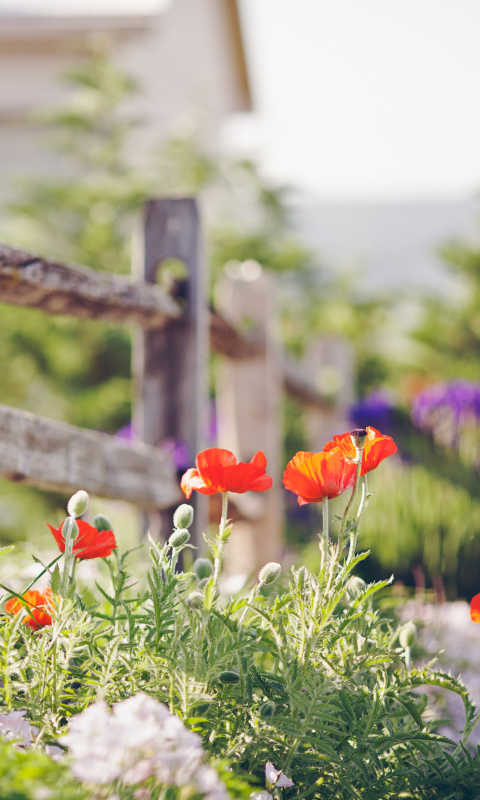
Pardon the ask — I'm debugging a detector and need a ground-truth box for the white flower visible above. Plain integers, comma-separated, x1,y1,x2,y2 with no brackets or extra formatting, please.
63,692,229,797
250,792,273,800
0,710,37,746
265,761,294,788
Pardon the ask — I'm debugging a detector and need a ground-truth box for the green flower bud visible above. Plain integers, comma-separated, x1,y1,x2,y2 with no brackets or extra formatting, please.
347,576,367,599
94,514,113,532
259,562,281,585
186,591,204,609
63,516,79,541
219,671,240,684
197,577,210,589
259,701,276,719
173,504,194,529
67,490,89,518
399,621,417,649
194,558,214,580
169,528,190,548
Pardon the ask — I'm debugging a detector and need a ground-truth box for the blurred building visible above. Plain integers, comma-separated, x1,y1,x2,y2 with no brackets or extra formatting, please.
0,0,251,195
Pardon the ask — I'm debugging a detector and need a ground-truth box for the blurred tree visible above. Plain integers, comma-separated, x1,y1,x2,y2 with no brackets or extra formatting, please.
0,47,390,544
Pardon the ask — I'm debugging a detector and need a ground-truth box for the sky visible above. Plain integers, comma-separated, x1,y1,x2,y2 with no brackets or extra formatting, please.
227,0,480,202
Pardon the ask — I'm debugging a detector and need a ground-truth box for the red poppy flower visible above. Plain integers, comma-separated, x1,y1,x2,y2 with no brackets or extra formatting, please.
282,447,357,506
181,448,273,499
47,519,117,560
470,594,480,623
5,589,54,630
324,426,397,475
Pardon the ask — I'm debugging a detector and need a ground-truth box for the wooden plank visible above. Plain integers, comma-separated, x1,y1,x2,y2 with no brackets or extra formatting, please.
0,404,181,509
0,241,330,412
0,242,181,328
301,336,355,450
133,199,209,545
215,270,283,572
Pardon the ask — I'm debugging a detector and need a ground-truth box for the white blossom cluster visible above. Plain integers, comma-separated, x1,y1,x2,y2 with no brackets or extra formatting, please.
401,600,480,745
0,709,63,758
63,692,229,799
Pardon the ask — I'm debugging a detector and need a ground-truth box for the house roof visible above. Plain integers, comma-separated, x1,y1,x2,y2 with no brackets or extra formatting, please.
0,0,251,108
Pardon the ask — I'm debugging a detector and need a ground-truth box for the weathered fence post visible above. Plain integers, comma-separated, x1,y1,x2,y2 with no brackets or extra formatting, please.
133,199,208,546
301,336,354,451
215,264,283,574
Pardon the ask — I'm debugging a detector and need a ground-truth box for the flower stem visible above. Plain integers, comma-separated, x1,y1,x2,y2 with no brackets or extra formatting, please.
322,496,329,572
348,475,368,562
212,492,229,594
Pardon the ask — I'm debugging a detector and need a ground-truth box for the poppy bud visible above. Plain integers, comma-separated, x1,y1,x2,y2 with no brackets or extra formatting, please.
173,503,194,529
194,558,214,580
67,490,89,519
259,701,276,719
347,576,366,599
219,671,240,684
399,621,417,649
186,591,204,609
350,428,367,449
63,516,79,541
259,562,281,585
169,528,190,548
94,514,113,533
197,577,210,589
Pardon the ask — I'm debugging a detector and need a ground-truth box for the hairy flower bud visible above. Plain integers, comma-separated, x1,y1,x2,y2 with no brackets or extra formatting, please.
173,504,194,530
259,562,281,585
218,671,240,684
399,621,417,649
186,591,204,609
194,558,214,580
94,514,113,533
259,701,276,719
197,577,210,589
347,576,367,599
63,516,79,541
67,490,89,519
169,528,190,548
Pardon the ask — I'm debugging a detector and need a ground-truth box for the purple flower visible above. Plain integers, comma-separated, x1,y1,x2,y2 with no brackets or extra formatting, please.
350,391,395,434
411,380,480,451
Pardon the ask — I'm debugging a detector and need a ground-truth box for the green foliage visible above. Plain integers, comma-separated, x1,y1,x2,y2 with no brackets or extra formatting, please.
1,480,480,798
0,738,84,799
412,239,480,382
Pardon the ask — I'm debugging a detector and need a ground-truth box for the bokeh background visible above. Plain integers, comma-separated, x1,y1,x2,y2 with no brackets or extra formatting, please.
2,0,480,604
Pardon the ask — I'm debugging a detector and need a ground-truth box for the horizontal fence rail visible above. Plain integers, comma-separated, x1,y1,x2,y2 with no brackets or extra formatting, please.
0,241,329,411
0,404,180,509
0,243,181,328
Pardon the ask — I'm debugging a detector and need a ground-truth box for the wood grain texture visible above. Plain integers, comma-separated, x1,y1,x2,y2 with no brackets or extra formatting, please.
0,404,180,509
0,242,181,328
0,241,330,411
133,199,209,544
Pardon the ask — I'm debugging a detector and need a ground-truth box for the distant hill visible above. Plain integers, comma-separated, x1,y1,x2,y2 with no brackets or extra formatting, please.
292,198,480,297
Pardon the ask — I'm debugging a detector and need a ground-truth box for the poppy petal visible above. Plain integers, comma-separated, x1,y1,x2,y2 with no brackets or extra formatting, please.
248,474,273,492
250,451,267,469
181,468,217,499
470,593,480,623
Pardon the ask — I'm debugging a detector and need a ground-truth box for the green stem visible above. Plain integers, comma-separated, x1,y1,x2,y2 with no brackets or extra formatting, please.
212,492,229,594
348,474,368,562
322,496,329,572
239,582,261,626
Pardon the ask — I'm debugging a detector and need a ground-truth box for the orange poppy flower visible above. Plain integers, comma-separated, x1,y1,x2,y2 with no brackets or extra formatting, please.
282,447,357,506
5,589,54,630
181,448,273,499
47,519,117,560
324,426,397,475
470,594,480,623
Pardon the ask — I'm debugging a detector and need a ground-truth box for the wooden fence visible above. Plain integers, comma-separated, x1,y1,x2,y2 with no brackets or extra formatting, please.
0,198,352,566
